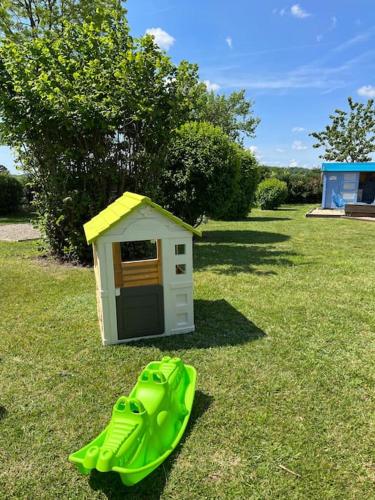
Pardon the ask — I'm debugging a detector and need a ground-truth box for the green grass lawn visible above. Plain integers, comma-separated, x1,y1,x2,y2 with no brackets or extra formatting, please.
1,205,374,499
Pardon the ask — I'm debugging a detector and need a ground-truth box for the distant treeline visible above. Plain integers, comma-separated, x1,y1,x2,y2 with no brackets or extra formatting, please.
259,166,322,204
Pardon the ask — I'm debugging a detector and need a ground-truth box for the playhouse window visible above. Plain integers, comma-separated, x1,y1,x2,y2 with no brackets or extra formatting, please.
120,240,157,262
176,264,186,275
175,244,186,255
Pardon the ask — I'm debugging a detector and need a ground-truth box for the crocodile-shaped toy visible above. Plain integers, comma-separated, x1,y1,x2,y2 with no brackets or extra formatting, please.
69,357,196,486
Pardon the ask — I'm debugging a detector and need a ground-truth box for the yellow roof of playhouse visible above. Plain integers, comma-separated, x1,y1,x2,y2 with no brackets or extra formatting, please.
84,192,201,243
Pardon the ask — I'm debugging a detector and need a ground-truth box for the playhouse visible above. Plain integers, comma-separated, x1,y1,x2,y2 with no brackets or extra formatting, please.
84,192,201,345
321,162,375,213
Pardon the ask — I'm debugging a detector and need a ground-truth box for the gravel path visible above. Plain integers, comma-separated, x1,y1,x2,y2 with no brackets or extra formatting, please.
0,223,41,241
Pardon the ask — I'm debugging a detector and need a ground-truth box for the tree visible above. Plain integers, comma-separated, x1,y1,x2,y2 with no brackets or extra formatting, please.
310,97,375,162
0,3,203,262
0,164,9,174
197,89,260,144
0,0,124,38
222,147,259,219
162,122,240,226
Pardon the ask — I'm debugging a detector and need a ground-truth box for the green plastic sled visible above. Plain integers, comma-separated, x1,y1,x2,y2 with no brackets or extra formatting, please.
69,357,196,486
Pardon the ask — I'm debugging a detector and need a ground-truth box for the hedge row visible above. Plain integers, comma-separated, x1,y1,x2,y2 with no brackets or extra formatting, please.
0,173,24,214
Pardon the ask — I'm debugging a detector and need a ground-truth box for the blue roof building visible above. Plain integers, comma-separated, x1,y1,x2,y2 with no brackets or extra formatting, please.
321,162,375,209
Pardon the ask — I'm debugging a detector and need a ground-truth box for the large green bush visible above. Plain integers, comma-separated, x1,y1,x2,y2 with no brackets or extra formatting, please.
0,174,23,214
256,178,288,210
162,122,240,226
222,147,259,219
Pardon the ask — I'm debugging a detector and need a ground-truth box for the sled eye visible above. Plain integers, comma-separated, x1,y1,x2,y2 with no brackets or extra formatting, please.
130,400,145,414
152,372,166,384
116,399,126,411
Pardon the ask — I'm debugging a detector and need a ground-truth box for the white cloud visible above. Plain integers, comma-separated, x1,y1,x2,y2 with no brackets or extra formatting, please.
145,27,175,50
203,80,220,92
221,76,331,90
273,7,286,16
214,51,368,91
331,16,338,29
291,4,311,19
225,36,233,49
317,16,337,44
276,147,285,153
292,140,308,150
357,85,375,98
289,159,299,167
248,145,262,159
207,32,375,94
292,126,305,132
333,32,372,53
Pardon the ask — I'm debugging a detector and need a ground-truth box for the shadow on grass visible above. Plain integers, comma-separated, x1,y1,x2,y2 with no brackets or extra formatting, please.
0,405,7,420
274,207,297,211
245,216,292,222
131,299,266,351
201,229,289,244
88,390,212,500
195,230,295,275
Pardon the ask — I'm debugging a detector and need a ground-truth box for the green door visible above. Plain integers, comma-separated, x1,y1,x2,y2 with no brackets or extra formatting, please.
116,285,164,340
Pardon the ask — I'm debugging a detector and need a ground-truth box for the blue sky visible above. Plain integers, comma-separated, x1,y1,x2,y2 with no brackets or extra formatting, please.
2,0,375,173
